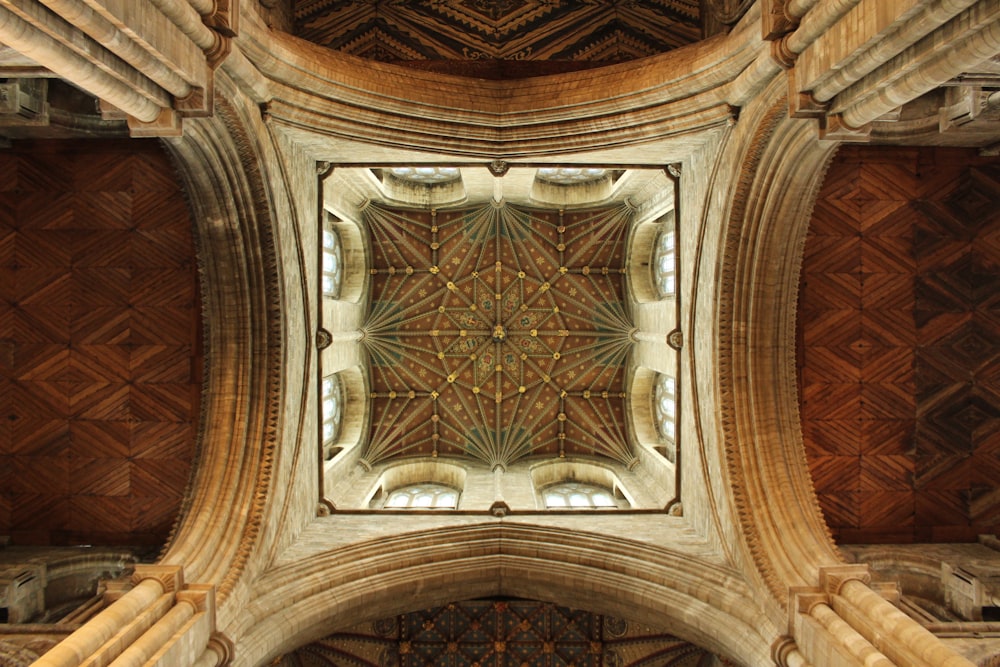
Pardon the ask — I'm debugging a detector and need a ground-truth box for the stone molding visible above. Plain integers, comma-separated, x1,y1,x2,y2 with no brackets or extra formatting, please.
157,78,285,605
714,77,842,606
237,521,774,665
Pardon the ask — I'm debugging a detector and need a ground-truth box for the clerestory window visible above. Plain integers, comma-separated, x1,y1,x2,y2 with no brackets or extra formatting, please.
653,229,675,297
321,374,343,460
655,374,677,446
384,483,460,509
542,482,624,509
322,224,344,298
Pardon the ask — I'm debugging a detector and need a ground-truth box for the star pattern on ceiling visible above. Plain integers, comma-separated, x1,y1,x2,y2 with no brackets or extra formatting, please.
360,201,636,469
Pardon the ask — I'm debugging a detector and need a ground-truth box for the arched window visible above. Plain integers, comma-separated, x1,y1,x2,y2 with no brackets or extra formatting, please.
389,167,461,183
321,374,343,460
655,374,677,445
653,229,675,297
322,225,344,298
542,482,624,509
384,483,460,509
536,167,607,185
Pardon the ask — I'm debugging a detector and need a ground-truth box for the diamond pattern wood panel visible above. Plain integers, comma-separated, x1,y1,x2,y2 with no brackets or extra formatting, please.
799,146,1000,544
0,140,201,548
294,0,701,77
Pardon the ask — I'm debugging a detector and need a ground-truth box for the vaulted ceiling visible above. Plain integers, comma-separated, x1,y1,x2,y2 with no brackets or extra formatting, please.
274,598,727,666
361,200,634,469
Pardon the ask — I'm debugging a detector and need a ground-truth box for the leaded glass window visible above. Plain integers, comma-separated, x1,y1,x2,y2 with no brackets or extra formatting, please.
322,374,343,459
655,374,676,443
322,226,344,298
390,167,461,183
536,167,607,184
384,483,459,509
654,229,675,297
542,482,622,509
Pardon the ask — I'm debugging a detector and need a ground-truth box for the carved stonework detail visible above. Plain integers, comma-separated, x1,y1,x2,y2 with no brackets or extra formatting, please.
204,0,239,38
132,564,183,593
316,328,333,350
760,0,798,40
820,114,872,142
488,159,509,177
489,500,511,517
771,636,800,667
127,108,183,138
819,564,871,597
667,329,683,350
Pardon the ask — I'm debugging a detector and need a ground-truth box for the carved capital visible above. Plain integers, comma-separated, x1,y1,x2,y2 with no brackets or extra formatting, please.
127,108,183,138
176,583,215,614
819,564,871,597
771,635,800,667
771,36,797,70
761,0,797,40
205,632,235,666
175,68,215,118
819,114,871,142
204,0,239,38
132,564,184,593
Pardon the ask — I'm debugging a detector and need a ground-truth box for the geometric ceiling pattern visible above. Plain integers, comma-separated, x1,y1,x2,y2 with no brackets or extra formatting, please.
294,0,702,64
361,201,635,469
273,599,730,666
798,146,1000,543
0,139,201,548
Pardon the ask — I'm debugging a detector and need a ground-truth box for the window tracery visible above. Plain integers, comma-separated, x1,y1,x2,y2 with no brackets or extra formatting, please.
653,229,675,297
654,374,676,455
384,483,460,509
389,167,461,183
542,482,623,509
322,225,344,298
536,167,607,184
321,374,343,460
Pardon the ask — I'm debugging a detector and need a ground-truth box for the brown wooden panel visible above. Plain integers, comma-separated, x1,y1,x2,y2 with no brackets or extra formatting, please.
0,140,200,548
800,146,1000,544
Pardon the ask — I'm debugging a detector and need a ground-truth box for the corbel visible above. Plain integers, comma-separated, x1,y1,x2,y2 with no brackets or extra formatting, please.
127,107,183,138
819,113,871,142
175,68,215,118
787,67,827,119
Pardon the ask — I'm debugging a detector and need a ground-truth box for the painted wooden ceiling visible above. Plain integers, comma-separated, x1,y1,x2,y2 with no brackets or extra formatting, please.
360,200,635,469
274,598,729,666
294,0,702,66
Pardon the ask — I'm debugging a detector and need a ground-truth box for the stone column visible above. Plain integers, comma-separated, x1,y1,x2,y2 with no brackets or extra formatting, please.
32,569,176,667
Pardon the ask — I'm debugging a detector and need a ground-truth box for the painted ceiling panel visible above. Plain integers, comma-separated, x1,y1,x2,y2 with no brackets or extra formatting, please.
360,201,635,469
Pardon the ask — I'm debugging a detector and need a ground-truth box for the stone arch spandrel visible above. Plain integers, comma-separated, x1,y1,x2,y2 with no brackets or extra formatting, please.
156,71,304,614
710,74,843,609
235,522,776,667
